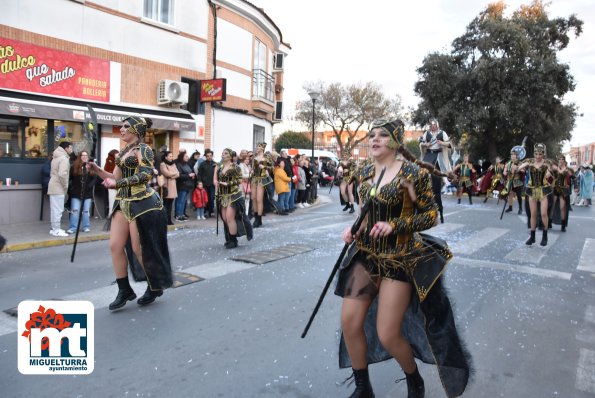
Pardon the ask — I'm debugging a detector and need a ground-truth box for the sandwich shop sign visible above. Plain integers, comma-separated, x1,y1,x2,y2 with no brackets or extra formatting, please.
0,37,110,102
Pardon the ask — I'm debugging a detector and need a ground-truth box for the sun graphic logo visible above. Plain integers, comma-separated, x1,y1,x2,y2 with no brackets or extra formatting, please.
18,301,94,375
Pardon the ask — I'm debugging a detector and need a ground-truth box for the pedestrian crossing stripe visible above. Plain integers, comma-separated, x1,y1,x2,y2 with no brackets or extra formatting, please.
577,238,595,273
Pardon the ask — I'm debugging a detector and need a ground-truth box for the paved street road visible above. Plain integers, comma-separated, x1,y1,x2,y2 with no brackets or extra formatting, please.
1,193,594,397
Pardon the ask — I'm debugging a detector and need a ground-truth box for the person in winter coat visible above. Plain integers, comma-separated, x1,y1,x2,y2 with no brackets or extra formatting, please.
192,181,209,220
274,159,291,215
159,151,179,225
67,151,97,233
175,152,196,221
197,149,216,217
47,141,73,237
297,160,308,208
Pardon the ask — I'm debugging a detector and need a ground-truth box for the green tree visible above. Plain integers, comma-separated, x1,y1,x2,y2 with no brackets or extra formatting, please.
405,139,421,159
295,81,403,156
413,0,582,160
273,131,312,153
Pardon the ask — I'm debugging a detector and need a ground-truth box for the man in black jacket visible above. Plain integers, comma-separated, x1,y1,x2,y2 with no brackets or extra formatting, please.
197,149,216,217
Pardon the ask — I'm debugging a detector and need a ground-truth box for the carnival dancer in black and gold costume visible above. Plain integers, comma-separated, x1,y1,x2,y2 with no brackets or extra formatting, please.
339,155,356,213
335,119,471,398
518,143,553,246
480,156,505,203
250,142,273,228
214,148,253,249
502,148,525,214
550,155,574,232
453,154,477,205
90,116,172,310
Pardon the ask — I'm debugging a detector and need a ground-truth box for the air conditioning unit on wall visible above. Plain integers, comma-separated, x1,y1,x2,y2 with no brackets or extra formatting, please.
157,80,189,105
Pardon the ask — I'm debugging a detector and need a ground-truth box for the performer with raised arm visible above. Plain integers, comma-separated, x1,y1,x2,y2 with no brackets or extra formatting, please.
480,156,505,203
452,154,477,205
250,142,272,228
419,119,451,222
518,143,553,246
89,116,172,310
550,155,574,232
335,119,470,398
502,148,526,214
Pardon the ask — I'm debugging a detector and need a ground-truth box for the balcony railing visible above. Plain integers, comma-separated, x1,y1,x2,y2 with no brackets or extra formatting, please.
252,69,274,103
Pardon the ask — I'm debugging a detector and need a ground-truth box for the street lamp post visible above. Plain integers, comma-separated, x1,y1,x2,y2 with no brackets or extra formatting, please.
308,90,320,161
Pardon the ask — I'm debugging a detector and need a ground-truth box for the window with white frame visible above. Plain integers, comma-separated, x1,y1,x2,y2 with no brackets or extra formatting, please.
144,0,174,25
252,39,274,102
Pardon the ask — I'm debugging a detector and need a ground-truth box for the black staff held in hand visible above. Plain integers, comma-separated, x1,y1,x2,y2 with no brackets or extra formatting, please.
301,166,386,338
71,105,98,262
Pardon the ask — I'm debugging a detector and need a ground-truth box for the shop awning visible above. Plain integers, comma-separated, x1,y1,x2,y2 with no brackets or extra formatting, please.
0,90,196,132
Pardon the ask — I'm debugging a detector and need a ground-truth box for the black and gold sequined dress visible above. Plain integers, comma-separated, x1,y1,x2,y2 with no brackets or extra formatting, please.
551,167,574,226
525,162,552,201
251,156,273,186
114,143,172,290
217,163,253,241
335,161,471,397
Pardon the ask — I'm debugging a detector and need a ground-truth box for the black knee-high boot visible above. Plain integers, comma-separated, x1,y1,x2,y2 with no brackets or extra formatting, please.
348,368,374,398
439,209,444,224
540,229,548,246
468,194,473,205
109,276,136,310
225,234,238,249
525,230,536,245
517,195,523,214
405,366,425,398
561,219,566,232
457,198,461,204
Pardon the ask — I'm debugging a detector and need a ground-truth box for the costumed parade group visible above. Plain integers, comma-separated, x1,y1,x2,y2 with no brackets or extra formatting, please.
76,112,590,398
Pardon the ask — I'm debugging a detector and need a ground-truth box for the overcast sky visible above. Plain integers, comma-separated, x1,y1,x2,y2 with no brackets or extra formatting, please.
252,0,594,148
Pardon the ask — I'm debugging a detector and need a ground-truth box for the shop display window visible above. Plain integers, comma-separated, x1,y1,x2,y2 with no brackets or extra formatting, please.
54,120,85,155
0,118,23,158
25,119,48,158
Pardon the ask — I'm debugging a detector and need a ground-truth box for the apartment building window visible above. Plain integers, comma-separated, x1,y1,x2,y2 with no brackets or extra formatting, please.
144,0,174,25
252,39,273,102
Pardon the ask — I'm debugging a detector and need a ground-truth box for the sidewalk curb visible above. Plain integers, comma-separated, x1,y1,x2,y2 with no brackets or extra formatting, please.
0,196,332,254
1,224,189,254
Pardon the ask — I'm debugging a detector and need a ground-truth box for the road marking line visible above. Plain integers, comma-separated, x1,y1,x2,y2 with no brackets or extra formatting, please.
453,257,572,280
0,312,16,335
504,233,560,264
576,348,595,394
578,238,595,273
450,227,509,255
429,222,465,234
576,329,595,345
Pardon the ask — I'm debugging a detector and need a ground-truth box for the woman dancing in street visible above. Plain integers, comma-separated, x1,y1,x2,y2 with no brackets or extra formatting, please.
89,116,172,310
250,142,272,227
339,155,356,213
550,155,574,232
518,143,553,246
480,156,505,203
453,154,477,205
335,119,471,398
502,148,525,214
214,148,253,248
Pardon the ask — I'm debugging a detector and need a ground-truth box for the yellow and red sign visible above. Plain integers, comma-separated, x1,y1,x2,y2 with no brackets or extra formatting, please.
0,37,110,102
199,78,226,102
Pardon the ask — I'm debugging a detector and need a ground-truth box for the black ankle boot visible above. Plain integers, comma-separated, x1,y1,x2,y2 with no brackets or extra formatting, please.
225,234,238,249
253,215,261,228
561,220,566,232
468,195,473,205
439,210,444,224
137,285,163,306
109,277,136,310
343,203,351,212
526,230,536,245
405,366,425,398
349,204,355,214
540,229,548,246
457,198,461,204
517,206,522,215
505,205,513,213
483,196,489,203
348,368,374,398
